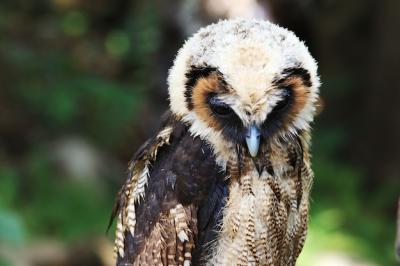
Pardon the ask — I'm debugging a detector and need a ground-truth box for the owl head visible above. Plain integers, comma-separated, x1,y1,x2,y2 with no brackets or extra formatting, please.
168,19,320,165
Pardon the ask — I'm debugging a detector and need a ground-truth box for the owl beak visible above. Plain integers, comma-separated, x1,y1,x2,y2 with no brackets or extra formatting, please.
246,124,261,157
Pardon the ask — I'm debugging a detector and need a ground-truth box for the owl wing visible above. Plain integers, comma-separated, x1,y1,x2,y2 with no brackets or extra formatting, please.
111,111,224,266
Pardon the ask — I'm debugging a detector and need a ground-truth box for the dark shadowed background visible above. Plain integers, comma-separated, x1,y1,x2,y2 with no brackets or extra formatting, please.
0,0,399,265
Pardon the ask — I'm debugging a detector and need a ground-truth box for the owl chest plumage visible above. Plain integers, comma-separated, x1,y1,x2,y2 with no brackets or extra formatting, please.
207,138,312,266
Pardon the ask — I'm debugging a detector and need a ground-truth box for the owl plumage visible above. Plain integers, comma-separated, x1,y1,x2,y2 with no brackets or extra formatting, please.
112,19,320,265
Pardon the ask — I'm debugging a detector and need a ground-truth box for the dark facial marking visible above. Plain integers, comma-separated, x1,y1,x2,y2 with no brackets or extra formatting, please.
276,67,312,87
208,94,235,118
185,65,219,110
273,86,292,113
206,93,246,144
186,66,246,144
261,67,312,139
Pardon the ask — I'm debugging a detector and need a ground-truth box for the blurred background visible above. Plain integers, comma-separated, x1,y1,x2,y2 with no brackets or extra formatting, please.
0,0,399,265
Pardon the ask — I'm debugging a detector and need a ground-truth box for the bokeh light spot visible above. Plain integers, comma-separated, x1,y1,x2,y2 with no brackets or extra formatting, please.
105,30,131,57
62,10,88,36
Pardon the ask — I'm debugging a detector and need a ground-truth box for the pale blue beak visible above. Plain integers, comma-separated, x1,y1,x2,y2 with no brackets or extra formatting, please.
246,124,261,157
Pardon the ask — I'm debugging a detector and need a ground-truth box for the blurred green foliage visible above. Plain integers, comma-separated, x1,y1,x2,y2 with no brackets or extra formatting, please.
309,168,394,264
298,123,398,264
0,0,160,248
62,11,89,36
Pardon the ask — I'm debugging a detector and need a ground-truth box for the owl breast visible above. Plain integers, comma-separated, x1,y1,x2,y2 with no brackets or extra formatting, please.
207,139,311,266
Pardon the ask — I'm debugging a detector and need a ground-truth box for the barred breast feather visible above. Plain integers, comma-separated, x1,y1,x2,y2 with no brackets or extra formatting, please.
207,133,313,266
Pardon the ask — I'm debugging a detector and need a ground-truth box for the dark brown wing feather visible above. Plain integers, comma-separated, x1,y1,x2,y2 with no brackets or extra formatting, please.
111,111,225,265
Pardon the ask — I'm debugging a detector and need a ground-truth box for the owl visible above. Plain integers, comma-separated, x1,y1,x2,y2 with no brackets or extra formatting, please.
111,19,320,266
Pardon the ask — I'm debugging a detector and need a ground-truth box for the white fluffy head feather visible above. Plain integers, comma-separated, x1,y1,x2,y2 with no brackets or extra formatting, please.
167,19,320,163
